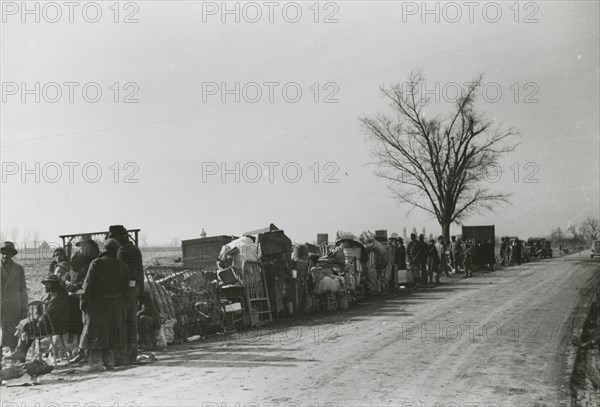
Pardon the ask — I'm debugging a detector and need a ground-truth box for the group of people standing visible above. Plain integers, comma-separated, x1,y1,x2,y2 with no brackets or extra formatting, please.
386,233,497,286
499,236,525,266
0,225,157,372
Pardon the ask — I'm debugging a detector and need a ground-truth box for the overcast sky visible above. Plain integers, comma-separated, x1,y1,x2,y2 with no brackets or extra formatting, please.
1,1,598,246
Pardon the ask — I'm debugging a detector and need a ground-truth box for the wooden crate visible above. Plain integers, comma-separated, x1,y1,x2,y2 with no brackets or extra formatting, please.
182,235,238,269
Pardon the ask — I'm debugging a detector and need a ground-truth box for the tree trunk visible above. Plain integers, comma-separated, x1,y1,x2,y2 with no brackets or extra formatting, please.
441,221,451,245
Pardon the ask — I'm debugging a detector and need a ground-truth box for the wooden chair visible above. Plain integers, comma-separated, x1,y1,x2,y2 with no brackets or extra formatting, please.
26,300,68,365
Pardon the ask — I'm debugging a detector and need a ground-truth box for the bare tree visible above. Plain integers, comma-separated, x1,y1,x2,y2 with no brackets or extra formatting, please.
550,227,566,245
361,71,518,242
22,230,31,250
10,228,20,243
141,232,149,247
579,217,599,242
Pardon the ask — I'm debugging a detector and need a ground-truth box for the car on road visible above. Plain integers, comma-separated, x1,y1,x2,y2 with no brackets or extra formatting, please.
527,238,553,259
591,240,600,258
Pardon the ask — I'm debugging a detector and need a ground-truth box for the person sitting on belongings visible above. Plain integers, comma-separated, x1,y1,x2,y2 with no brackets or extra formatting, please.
6,274,69,363
137,290,162,351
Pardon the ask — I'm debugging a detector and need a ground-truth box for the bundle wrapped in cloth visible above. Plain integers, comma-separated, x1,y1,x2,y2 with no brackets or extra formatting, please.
360,231,388,271
336,230,360,243
218,236,259,276
310,265,345,294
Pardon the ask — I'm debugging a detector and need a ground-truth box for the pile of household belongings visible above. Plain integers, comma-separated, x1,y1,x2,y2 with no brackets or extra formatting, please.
144,266,223,343
335,231,374,294
216,236,260,286
308,231,360,298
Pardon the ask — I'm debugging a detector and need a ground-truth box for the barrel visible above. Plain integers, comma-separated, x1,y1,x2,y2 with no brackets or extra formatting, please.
317,233,329,246
375,230,388,243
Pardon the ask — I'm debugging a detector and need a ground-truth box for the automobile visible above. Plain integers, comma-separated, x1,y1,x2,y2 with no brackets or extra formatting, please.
527,238,553,259
591,240,600,258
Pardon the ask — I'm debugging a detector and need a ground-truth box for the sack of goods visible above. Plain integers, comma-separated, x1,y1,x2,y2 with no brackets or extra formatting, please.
316,276,341,295
360,231,388,271
219,236,259,276
336,230,360,242
311,266,345,294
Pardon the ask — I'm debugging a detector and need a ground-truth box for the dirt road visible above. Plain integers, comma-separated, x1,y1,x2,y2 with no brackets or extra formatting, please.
2,252,599,407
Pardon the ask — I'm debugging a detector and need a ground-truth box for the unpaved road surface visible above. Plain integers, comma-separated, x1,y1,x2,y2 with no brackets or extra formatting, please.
2,252,599,407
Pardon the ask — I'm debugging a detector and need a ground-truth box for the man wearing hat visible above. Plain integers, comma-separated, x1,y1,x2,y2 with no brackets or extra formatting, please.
407,234,420,289
387,233,399,288
395,237,407,271
1,241,28,362
418,234,428,285
6,274,69,362
108,225,143,365
80,238,130,371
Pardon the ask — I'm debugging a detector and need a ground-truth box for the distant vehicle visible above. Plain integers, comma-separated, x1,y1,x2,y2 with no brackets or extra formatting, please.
462,225,495,242
527,238,552,259
591,240,600,258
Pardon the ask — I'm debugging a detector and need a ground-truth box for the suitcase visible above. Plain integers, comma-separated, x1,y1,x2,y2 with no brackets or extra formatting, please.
396,268,414,285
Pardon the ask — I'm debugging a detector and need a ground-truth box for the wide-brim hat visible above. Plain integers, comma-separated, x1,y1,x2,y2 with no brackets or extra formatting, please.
107,225,128,238
1,241,18,255
42,274,61,285
389,233,399,240
75,234,93,247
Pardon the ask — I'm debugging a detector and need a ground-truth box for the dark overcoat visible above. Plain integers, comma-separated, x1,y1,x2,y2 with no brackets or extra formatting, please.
1,260,28,347
70,241,100,289
117,242,144,298
79,252,130,350
395,245,407,270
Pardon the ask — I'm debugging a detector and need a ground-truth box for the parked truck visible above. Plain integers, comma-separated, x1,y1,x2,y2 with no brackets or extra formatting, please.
461,225,496,265
461,225,496,242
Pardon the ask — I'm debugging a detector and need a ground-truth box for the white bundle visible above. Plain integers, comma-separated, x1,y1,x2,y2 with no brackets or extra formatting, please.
316,276,341,294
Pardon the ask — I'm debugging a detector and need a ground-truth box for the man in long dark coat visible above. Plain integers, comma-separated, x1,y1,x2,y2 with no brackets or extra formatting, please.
79,239,130,371
418,234,428,285
407,234,420,289
108,225,143,365
395,238,407,270
1,242,28,363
